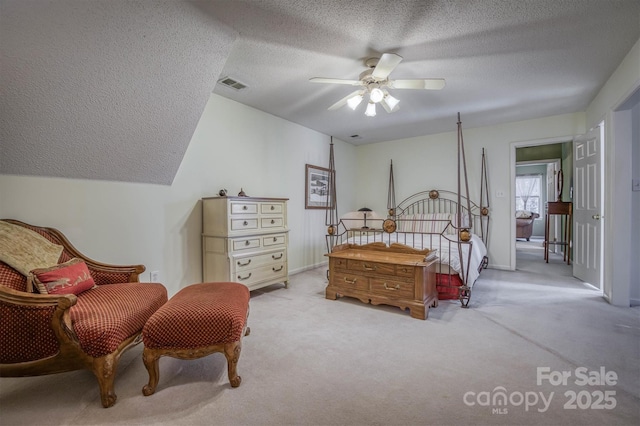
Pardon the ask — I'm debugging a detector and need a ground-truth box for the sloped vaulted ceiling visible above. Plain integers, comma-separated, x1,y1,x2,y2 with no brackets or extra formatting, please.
0,1,236,185
2,1,639,185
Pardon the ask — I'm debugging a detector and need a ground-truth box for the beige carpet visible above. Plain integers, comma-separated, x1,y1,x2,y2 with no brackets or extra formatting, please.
1,253,639,425
516,236,546,250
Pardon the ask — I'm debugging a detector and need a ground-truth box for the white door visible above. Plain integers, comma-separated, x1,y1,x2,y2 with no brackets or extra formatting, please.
573,126,602,289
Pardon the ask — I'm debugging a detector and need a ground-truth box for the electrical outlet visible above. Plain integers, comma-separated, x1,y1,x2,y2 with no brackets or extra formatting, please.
633,179,640,192
150,271,160,282
496,190,505,198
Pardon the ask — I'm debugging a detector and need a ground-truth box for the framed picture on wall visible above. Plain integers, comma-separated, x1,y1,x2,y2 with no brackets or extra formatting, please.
305,164,334,209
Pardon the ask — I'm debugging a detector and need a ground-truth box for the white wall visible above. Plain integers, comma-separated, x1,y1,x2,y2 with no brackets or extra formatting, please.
0,94,357,297
586,38,639,306
354,113,585,270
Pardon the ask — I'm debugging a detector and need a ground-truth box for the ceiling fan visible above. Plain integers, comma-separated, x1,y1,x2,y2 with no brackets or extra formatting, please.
310,53,445,117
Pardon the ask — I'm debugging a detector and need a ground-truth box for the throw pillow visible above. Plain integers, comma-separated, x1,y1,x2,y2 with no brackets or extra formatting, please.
29,258,96,295
515,210,532,219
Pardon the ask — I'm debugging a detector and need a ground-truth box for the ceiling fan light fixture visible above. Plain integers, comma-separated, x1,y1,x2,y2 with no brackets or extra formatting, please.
369,87,384,103
365,102,376,117
383,93,400,112
347,93,364,110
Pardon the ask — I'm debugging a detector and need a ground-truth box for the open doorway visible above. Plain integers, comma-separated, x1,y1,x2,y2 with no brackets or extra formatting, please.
513,141,573,276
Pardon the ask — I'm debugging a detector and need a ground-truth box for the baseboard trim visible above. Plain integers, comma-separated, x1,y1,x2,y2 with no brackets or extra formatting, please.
487,264,512,271
290,261,327,276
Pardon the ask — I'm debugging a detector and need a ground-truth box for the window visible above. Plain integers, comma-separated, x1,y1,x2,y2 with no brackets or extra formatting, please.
516,174,542,214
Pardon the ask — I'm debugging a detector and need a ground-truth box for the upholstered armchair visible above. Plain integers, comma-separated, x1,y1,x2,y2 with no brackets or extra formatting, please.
0,219,167,408
515,211,539,241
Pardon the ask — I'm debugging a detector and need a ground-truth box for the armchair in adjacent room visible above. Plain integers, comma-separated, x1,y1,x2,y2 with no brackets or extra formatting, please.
515,210,539,241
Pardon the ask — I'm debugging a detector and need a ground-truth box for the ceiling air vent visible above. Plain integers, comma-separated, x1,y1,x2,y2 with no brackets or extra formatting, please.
217,76,247,91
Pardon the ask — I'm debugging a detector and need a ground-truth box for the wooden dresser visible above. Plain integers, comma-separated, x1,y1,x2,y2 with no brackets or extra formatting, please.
325,243,438,319
202,196,289,291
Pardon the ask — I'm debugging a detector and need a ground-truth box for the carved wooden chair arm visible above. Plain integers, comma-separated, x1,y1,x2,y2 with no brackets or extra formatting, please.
81,259,146,284
0,285,78,345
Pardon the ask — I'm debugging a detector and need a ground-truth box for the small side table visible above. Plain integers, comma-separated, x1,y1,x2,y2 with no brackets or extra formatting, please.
544,202,572,264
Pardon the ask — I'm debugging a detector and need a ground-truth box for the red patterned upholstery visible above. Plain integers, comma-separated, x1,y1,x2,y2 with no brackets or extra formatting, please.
0,263,27,292
0,300,60,363
143,282,249,349
0,219,168,408
72,283,167,358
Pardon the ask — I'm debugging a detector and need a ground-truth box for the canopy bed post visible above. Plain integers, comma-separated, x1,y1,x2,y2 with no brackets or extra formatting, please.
325,138,339,253
456,113,473,308
387,160,396,219
480,148,490,258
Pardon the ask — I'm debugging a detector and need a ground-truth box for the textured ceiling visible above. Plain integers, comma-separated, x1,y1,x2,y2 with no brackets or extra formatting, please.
211,0,639,145
1,0,639,185
0,1,236,185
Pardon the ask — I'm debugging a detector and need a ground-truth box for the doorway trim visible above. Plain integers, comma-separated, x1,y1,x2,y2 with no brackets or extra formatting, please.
509,136,575,271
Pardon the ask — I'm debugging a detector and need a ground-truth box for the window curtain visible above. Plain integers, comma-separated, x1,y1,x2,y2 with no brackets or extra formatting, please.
516,175,540,211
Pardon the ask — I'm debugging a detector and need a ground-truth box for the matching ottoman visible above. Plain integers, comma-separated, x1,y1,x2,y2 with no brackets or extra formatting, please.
141,282,250,396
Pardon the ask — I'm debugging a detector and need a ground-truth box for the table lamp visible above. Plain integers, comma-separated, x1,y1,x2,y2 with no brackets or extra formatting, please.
358,207,372,229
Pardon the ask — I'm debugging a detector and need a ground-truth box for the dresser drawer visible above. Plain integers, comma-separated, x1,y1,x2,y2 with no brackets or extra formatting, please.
233,249,286,271
331,271,369,291
261,217,284,228
263,233,286,247
234,263,287,285
261,203,284,214
231,218,259,231
231,202,258,215
396,265,415,278
330,258,347,270
232,237,261,251
370,278,414,299
347,259,395,275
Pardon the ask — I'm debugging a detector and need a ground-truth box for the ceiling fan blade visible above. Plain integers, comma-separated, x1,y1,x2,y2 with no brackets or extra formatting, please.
327,90,364,111
310,77,364,86
389,79,446,90
371,53,403,80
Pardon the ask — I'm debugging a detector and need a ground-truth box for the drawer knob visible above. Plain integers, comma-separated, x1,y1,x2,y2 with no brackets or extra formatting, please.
237,259,251,267
272,266,283,272
272,253,283,260
363,263,376,271
270,206,275,210
244,240,250,246
242,206,248,210
383,283,400,291
271,219,275,224
343,277,357,284
237,272,252,281
243,221,248,226
273,237,278,242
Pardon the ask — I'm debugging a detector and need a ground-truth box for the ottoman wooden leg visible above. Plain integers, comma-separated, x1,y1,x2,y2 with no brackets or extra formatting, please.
224,340,243,388
142,348,161,396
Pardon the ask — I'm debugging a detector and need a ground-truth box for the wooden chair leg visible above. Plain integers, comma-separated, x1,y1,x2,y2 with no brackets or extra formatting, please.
142,348,161,396
92,355,118,408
